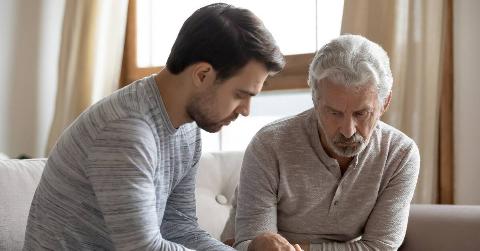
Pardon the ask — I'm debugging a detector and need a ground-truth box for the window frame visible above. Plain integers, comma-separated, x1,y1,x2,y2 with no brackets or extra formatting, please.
120,0,313,91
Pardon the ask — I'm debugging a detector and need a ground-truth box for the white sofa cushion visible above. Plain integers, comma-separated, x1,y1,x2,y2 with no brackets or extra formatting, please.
195,151,244,240
0,153,8,159
0,159,46,250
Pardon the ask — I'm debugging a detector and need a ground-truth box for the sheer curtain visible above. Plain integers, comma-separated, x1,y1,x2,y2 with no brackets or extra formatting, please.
341,0,452,203
46,0,129,153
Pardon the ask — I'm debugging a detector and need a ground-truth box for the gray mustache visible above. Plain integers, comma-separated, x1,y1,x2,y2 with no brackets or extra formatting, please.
333,133,365,144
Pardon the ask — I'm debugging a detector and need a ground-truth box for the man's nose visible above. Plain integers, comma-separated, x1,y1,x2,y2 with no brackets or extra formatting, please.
340,117,356,138
237,99,251,117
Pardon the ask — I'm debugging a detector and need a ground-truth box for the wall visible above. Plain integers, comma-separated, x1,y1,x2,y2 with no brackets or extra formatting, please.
454,0,480,204
0,0,64,158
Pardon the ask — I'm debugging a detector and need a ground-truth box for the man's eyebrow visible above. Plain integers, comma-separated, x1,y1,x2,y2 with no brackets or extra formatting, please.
354,106,373,112
238,89,257,97
325,105,341,112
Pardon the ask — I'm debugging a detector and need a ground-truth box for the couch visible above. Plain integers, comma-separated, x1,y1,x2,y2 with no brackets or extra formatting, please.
1,152,479,250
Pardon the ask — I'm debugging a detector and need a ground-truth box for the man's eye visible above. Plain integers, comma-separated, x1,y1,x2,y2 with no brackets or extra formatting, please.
355,111,368,117
328,112,340,117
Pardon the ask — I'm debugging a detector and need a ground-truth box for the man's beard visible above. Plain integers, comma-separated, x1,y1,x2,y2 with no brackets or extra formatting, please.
330,132,367,157
186,91,238,133
319,121,368,158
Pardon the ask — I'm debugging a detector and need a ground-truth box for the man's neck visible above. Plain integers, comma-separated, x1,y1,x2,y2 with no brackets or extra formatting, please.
317,126,353,175
154,70,193,129
336,156,353,175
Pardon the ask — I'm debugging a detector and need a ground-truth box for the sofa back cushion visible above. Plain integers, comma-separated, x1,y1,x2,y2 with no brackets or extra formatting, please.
0,159,46,250
195,151,244,240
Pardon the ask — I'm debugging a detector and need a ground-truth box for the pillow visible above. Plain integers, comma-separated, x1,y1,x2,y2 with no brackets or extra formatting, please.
0,159,46,250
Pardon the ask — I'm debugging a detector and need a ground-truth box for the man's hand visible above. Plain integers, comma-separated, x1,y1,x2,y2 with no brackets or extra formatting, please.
223,238,235,246
248,232,303,251
298,243,310,251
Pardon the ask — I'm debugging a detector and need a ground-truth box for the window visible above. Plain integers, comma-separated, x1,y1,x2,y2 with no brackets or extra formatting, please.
121,0,344,152
201,90,314,152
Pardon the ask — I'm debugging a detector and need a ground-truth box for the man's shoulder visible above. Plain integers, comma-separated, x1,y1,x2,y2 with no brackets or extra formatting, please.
58,76,163,147
255,108,314,139
377,121,414,143
90,76,160,123
376,121,419,157
107,75,158,114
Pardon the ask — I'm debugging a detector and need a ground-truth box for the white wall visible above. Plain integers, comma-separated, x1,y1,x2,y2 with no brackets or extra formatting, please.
454,0,480,204
0,0,64,158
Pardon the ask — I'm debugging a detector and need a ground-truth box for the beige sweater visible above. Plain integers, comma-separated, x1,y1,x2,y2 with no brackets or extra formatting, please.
234,108,420,251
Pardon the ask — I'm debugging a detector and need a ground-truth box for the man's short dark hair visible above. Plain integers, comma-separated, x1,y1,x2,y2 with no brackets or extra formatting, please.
166,3,285,80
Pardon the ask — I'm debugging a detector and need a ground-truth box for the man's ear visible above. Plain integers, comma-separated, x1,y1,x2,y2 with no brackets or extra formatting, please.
381,91,392,115
191,62,216,88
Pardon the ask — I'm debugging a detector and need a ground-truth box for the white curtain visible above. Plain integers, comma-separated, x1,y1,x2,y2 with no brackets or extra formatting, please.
46,0,129,153
341,0,448,203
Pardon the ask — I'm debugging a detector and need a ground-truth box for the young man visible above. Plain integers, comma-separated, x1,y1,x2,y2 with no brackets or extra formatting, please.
23,3,284,251
233,35,420,251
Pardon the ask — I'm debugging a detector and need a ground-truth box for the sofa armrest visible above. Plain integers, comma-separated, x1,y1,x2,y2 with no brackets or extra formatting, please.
400,204,480,251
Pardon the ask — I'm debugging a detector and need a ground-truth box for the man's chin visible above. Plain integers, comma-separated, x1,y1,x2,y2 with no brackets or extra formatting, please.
200,124,223,133
200,118,235,132
333,144,366,157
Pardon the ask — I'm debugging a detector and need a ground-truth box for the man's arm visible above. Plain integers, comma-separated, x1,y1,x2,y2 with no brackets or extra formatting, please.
234,135,281,251
86,118,194,250
160,158,235,251
306,142,421,251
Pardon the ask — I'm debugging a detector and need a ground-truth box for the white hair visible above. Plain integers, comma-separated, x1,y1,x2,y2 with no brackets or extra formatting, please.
308,34,393,105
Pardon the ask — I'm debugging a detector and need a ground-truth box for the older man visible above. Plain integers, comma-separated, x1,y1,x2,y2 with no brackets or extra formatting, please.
233,35,420,251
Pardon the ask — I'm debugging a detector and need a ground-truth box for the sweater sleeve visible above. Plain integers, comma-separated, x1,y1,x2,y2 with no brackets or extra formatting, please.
234,136,280,251
160,152,235,251
86,117,194,250
310,142,420,251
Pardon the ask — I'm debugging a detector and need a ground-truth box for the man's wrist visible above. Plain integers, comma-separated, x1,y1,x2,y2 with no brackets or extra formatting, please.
299,242,310,251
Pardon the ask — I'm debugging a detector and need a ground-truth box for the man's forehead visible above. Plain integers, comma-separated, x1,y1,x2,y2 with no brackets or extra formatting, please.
318,79,377,98
319,78,376,90
317,82,378,108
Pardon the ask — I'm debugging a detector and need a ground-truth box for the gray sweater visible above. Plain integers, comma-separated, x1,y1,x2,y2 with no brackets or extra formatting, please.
234,109,420,251
23,75,234,251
